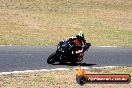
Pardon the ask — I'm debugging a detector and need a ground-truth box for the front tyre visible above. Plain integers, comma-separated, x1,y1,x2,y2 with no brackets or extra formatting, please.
47,52,57,64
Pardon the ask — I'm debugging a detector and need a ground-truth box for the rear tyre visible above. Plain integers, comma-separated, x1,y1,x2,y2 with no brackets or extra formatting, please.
47,52,57,64
70,55,78,65
59,61,66,65
70,59,78,65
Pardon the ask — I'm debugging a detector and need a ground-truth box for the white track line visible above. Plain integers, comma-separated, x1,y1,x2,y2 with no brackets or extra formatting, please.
0,68,70,75
92,66,118,68
0,66,119,75
96,46,117,47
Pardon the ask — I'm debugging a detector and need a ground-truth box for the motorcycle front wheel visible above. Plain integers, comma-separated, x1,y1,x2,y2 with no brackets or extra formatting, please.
47,52,57,64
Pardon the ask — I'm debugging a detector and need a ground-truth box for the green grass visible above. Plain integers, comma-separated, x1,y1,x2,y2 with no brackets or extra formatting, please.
0,0,132,46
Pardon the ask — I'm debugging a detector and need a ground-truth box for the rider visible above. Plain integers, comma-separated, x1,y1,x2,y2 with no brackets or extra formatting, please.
62,31,87,61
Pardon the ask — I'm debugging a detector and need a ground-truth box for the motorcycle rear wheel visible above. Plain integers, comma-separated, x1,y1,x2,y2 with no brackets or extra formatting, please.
70,57,78,65
47,52,57,64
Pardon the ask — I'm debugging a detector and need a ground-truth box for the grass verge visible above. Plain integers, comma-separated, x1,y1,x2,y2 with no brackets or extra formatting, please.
0,0,132,46
0,66,132,88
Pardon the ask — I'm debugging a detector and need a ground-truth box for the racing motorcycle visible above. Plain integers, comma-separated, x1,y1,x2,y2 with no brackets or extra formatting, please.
47,40,91,64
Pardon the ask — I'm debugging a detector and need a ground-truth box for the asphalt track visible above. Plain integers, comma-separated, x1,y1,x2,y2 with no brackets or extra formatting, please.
0,46,132,72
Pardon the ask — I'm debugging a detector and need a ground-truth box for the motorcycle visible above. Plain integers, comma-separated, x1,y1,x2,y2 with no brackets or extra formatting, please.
47,40,91,64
